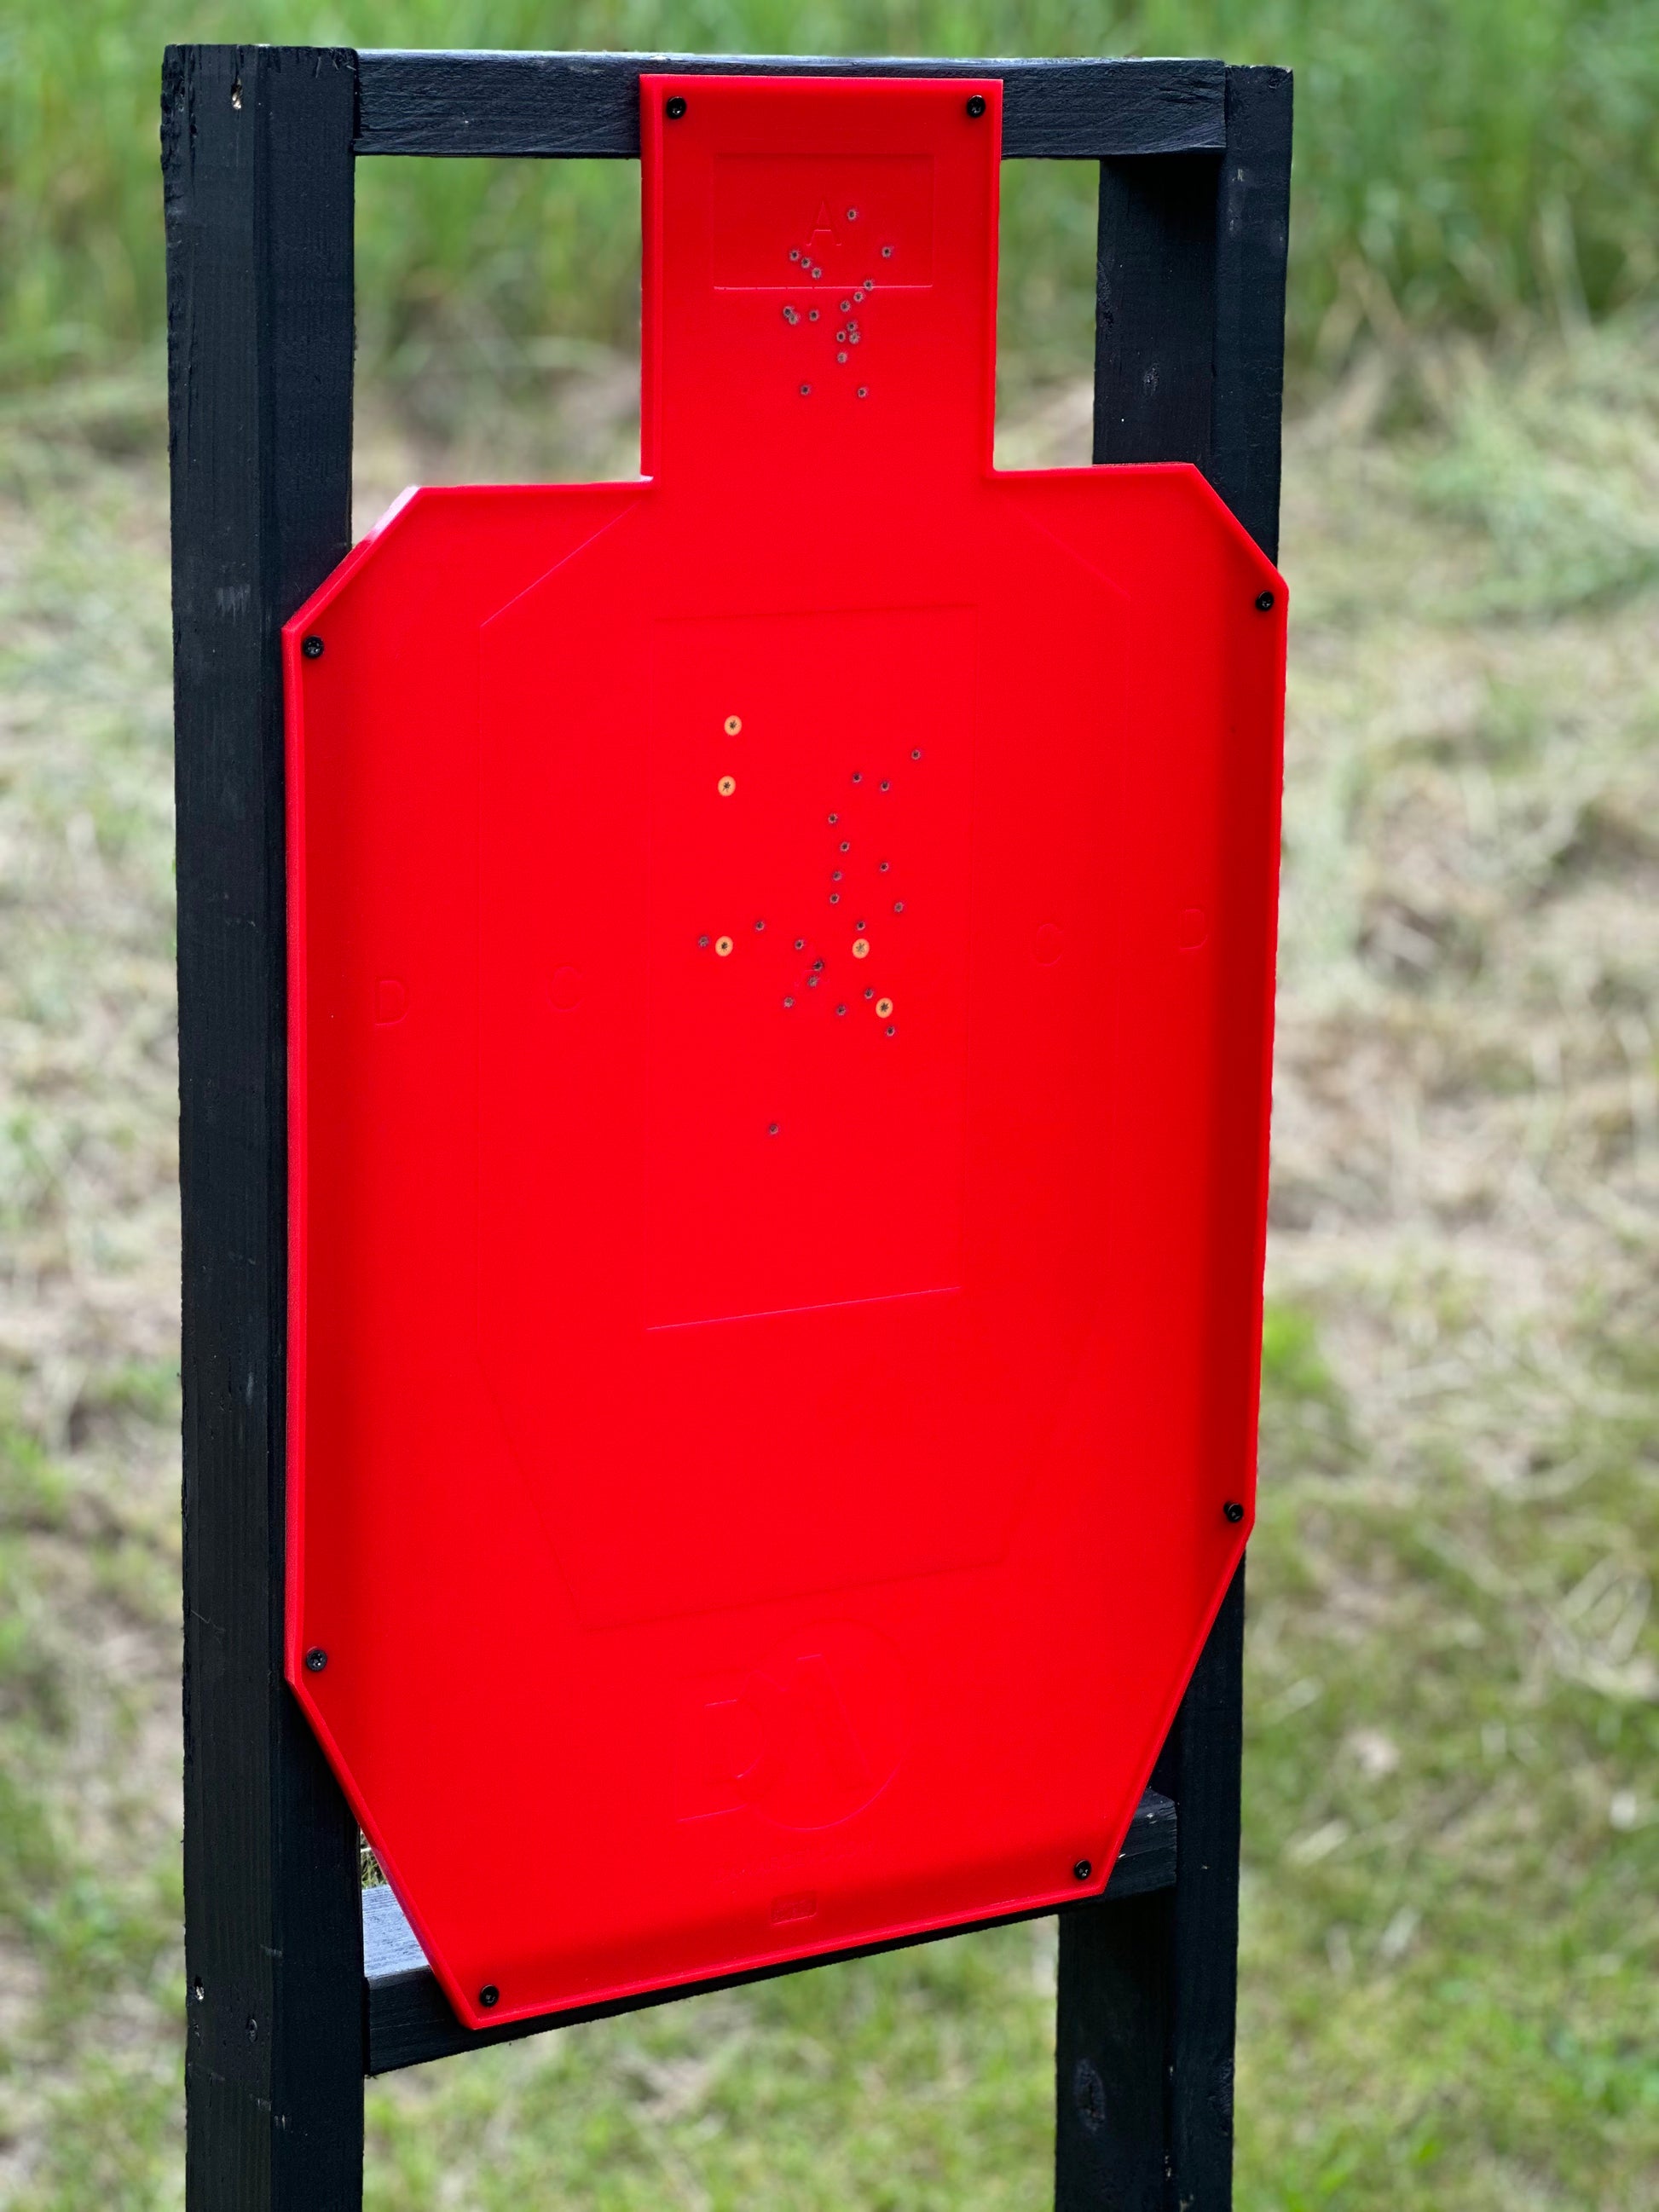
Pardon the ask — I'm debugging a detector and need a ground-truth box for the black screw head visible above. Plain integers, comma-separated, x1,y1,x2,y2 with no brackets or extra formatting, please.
966,94,988,118
1073,1859,1092,1882
304,1647,327,1672
665,95,687,119
1223,1499,1246,1524
479,1984,500,2008
1255,589,1275,612
301,635,324,659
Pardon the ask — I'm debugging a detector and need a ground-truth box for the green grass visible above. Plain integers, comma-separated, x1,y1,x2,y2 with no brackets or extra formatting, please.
3,0,1659,398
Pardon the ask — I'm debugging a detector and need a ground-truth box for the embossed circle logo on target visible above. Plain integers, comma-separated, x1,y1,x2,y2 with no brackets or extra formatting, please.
673,1621,909,1829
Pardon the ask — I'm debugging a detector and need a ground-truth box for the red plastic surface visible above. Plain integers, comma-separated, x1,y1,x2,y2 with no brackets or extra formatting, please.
283,75,1286,2031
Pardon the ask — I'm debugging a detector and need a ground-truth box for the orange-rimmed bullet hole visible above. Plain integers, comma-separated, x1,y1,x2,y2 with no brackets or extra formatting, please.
715,936,734,957
876,997,894,1018
853,939,870,959
717,775,737,796
724,714,743,735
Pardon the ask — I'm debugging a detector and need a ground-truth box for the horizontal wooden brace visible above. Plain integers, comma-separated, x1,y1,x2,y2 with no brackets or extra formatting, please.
354,51,1227,159
364,1788,1176,2075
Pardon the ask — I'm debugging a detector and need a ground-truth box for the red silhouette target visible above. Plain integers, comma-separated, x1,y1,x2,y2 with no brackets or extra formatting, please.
283,74,1286,2030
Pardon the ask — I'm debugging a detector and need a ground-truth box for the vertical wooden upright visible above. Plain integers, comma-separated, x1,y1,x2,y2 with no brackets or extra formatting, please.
165,43,365,2210
1057,63,1291,2212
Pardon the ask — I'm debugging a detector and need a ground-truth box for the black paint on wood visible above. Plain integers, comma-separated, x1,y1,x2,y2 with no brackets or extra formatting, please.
366,1791,1177,2076
1093,151,1220,469
1211,67,1294,560
1159,1566,1247,2209
1055,1890,1172,2212
353,50,1227,160
1055,1578,1250,2212
1061,49,1287,2206
165,42,365,2210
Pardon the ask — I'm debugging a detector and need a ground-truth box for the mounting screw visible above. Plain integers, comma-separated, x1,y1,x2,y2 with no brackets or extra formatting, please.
768,1122,781,1135
1073,1860,1092,1882
479,1984,500,2007
304,1647,327,1672
1255,589,1275,612
1223,1499,1246,1523
301,635,323,659
664,95,687,119
966,94,988,118
192,1978,205,2002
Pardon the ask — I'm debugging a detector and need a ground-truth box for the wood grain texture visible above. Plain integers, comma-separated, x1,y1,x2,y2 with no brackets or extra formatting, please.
1055,1578,1251,2211
1055,1890,1172,2212
1093,151,1220,468
1211,66,1294,560
1160,1567,1248,2209
1062,57,1288,2203
165,42,366,2210
365,1792,1177,2076
353,50,1227,159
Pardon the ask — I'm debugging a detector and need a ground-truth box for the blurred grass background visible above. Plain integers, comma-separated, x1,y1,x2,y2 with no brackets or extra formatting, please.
2,3,1657,2208
4,1,1659,401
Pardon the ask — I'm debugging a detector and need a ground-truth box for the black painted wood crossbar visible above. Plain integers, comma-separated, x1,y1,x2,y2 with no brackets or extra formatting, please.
165,41,1289,2212
354,49,1226,159
365,1789,1177,2076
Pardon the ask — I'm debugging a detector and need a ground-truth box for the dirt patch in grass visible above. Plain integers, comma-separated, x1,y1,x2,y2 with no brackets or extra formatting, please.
0,329,1655,2207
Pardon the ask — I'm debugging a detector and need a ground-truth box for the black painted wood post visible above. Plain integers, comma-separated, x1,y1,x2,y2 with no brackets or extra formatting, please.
165,43,365,2211
1057,63,1290,2212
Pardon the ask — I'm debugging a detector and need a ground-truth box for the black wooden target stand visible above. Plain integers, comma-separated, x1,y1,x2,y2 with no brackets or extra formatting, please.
163,43,1289,2211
